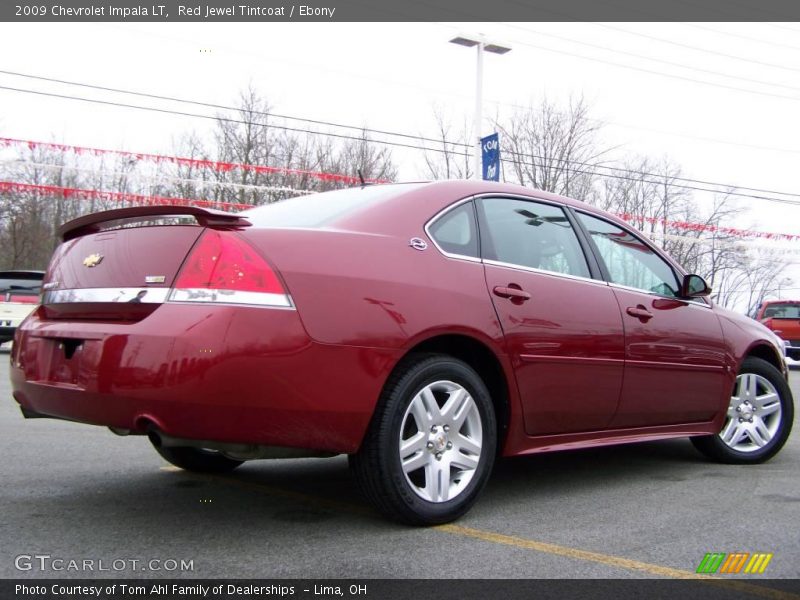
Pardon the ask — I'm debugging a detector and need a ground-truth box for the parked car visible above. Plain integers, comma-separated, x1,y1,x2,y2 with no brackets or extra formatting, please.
751,300,800,362
9,181,794,524
0,270,44,347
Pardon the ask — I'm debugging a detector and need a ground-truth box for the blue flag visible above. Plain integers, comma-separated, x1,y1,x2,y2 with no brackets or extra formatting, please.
481,133,500,181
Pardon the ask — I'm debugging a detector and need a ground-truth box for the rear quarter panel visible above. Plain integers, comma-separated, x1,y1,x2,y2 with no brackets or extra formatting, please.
243,227,505,352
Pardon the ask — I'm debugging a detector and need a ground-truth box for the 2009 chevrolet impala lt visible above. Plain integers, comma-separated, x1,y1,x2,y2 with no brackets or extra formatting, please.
9,180,794,524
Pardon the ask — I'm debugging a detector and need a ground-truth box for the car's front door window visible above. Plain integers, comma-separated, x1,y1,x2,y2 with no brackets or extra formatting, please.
576,212,679,297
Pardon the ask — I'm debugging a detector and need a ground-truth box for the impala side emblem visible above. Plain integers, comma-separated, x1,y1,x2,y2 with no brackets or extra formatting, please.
409,237,428,251
82,253,104,268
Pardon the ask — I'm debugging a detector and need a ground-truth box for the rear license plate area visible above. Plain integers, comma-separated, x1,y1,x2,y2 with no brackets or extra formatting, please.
41,338,85,386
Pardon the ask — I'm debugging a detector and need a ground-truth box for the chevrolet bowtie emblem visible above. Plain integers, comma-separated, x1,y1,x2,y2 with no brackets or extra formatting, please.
83,253,104,268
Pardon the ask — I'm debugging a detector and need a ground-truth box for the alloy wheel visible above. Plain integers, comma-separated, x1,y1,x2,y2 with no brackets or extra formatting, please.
398,380,483,503
719,373,783,452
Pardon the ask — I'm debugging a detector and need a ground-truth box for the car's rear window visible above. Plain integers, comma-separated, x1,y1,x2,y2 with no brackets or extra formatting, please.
0,273,43,300
763,303,800,319
242,184,424,228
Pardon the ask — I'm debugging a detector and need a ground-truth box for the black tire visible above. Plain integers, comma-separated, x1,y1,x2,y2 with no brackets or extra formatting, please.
692,357,794,464
350,353,497,525
149,434,244,473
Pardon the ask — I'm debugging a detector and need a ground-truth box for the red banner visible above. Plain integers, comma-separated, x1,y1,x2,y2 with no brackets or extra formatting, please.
0,137,391,185
0,181,252,212
617,212,800,242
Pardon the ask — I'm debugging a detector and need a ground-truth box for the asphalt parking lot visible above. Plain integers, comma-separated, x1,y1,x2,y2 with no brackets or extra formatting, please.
1,355,798,582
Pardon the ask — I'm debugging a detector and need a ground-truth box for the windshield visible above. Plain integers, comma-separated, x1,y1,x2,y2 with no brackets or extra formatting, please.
242,184,424,228
763,303,800,319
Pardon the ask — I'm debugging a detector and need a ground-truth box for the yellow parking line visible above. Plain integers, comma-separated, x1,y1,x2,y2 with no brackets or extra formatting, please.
437,523,709,579
161,467,797,599
436,525,797,600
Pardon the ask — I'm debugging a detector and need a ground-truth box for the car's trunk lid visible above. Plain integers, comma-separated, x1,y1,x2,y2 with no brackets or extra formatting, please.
42,206,250,321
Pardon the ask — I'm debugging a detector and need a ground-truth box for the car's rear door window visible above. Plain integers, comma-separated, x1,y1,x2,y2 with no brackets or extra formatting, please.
576,212,680,297
477,197,591,278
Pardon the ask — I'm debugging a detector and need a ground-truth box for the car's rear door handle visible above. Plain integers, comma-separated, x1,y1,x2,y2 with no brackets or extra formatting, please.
626,305,653,320
493,285,531,302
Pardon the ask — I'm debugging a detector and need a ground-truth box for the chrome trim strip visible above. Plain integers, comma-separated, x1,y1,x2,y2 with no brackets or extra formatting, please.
625,359,725,372
519,354,624,366
43,288,170,304
483,259,609,286
168,288,294,309
421,194,707,305
470,191,568,208
42,287,295,310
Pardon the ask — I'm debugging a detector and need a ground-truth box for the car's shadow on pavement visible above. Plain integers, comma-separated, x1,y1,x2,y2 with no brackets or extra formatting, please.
138,437,719,526
13,437,732,535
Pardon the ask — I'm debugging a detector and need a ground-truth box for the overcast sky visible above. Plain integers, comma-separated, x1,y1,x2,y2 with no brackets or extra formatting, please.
1,21,799,292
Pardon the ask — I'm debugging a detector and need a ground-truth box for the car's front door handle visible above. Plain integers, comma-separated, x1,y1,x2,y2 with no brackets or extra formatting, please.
493,285,531,302
626,305,653,320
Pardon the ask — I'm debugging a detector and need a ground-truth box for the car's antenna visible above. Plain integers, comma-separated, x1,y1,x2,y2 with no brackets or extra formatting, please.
357,169,366,187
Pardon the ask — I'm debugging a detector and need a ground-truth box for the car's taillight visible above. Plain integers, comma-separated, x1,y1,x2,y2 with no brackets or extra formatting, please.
169,230,292,308
8,295,39,304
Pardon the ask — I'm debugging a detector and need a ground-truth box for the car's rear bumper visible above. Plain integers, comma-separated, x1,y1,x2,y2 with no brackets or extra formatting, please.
1,304,39,340
10,304,398,454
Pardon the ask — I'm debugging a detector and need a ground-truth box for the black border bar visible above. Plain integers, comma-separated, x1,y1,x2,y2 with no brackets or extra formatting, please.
3,579,800,600
6,0,800,22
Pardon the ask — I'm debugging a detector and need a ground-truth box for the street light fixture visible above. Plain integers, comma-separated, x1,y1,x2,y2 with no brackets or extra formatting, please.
449,34,511,180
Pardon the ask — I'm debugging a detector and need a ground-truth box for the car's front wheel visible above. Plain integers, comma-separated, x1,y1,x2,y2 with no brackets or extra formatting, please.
692,356,794,464
351,354,497,525
149,434,244,473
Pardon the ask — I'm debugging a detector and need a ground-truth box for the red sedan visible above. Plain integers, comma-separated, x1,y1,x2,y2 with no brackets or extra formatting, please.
9,180,794,524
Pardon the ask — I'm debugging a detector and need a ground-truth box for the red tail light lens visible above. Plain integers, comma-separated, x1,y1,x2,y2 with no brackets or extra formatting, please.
170,231,291,307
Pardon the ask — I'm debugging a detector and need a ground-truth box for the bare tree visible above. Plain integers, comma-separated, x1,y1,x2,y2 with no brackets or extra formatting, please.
496,96,606,201
420,106,472,180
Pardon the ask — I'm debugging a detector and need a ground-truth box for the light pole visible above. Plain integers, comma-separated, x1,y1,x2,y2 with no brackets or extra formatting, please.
449,34,511,180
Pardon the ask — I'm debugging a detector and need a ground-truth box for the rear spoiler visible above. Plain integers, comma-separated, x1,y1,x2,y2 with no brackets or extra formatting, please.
59,205,251,241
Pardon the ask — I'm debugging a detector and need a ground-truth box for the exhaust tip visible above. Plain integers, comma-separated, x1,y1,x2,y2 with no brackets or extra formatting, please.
147,430,162,448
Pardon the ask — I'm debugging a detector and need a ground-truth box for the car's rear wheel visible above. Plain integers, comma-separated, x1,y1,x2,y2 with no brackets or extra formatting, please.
350,354,497,525
692,357,794,464
149,434,244,473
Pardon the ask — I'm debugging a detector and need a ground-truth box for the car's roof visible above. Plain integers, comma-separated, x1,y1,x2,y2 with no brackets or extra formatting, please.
418,179,586,201
394,179,616,217
246,179,637,244
382,179,594,208
352,179,627,231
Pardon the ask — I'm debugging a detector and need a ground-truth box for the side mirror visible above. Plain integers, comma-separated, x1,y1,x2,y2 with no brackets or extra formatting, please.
681,274,711,298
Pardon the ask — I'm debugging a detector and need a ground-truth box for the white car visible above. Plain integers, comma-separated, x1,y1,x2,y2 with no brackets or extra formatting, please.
0,271,44,347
